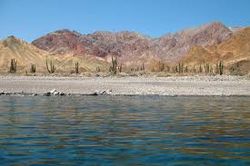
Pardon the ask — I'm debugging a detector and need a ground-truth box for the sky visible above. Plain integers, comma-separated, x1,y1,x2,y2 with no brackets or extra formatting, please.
0,0,250,42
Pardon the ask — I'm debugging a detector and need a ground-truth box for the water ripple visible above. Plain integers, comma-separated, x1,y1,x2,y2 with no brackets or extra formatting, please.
0,96,250,165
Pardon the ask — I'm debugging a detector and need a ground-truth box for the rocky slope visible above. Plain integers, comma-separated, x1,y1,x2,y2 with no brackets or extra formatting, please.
32,22,233,64
0,36,108,73
183,27,250,75
0,36,48,73
1,22,249,75
152,22,232,62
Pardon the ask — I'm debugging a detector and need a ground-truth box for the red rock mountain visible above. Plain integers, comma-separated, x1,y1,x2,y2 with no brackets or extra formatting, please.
152,22,232,62
32,22,232,63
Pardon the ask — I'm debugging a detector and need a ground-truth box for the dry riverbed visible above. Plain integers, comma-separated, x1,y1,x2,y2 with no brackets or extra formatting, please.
0,75,250,96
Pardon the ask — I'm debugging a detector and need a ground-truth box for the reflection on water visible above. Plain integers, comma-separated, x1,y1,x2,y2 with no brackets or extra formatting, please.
0,96,250,165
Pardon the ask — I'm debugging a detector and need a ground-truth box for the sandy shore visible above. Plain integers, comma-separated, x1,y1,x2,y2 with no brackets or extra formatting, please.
0,76,250,96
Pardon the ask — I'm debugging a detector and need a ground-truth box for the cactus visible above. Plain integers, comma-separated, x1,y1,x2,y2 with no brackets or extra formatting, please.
165,65,170,72
192,65,197,73
199,64,203,73
184,66,188,73
216,63,219,74
46,58,56,74
30,64,36,73
177,63,184,74
75,62,79,74
175,66,178,73
9,59,17,73
219,61,224,75
118,64,122,73
178,63,181,73
215,61,224,75
110,56,118,75
205,64,210,74
96,66,101,72
159,61,165,72
210,66,214,74
141,63,145,71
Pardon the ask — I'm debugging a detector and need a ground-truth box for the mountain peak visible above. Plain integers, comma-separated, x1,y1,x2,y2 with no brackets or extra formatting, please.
49,29,81,37
206,21,226,27
201,21,230,31
2,35,24,48
5,35,21,42
32,29,83,54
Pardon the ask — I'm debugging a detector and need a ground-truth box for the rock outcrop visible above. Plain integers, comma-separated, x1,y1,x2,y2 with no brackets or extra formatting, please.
32,22,233,63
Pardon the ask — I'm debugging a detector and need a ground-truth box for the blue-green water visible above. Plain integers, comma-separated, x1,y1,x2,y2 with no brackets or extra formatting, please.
0,96,250,165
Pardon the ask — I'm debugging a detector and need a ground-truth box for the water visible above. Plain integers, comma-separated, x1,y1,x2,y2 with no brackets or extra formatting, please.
0,96,250,165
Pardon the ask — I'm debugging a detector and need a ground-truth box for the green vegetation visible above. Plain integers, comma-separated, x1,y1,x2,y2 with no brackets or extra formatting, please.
46,58,56,74
75,62,79,74
219,61,224,75
30,64,36,73
204,64,210,74
140,63,145,71
178,63,184,74
109,56,118,75
9,59,17,73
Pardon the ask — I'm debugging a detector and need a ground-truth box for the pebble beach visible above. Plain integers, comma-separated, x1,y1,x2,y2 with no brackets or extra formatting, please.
0,76,250,96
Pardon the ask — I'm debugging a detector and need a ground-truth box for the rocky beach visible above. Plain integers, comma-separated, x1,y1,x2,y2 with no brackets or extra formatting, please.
0,76,250,96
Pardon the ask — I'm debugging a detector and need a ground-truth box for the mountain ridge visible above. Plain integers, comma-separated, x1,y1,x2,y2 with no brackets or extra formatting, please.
31,22,233,64
0,36,108,73
182,27,250,74
0,22,249,75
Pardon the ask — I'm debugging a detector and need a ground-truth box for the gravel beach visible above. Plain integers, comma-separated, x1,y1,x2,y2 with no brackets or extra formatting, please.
0,76,250,96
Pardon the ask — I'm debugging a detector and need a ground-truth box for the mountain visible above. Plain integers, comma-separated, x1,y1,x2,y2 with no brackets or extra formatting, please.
1,22,249,75
182,27,250,75
153,22,232,62
32,29,83,55
32,30,151,57
0,36,48,73
0,36,108,73
32,22,232,65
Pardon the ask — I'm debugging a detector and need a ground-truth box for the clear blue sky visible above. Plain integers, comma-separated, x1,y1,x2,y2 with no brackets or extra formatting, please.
0,0,250,42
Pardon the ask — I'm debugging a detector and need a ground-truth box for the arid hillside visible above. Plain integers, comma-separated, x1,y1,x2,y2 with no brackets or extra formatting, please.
0,36,47,73
0,22,249,75
0,36,108,74
182,27,250,75
32,22,232,64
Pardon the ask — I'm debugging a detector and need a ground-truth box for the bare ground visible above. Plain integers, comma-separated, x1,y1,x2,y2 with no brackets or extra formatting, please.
0,76,250,96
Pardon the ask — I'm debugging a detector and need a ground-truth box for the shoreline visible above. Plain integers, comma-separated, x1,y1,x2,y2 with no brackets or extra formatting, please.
1,75,250,96
1,93,250,97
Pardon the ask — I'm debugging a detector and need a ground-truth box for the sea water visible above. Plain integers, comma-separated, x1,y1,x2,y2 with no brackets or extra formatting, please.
0,96,250,165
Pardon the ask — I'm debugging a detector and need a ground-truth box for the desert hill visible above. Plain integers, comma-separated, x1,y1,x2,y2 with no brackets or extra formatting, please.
183,27,250,75
32,22,232,63
0,22,249,75
0,36,108,74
